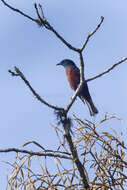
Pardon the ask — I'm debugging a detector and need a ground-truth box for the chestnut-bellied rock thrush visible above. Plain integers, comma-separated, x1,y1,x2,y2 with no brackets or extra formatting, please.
57,59,98,116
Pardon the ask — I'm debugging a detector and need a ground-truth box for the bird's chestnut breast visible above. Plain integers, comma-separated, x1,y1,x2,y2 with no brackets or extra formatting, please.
66,66,80,91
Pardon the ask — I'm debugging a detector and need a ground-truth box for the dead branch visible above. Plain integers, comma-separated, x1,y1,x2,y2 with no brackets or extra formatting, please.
1,0,79,52
23,140,71,155
0,148,72,160
8,67,62,111
1,0,38,23
65,52,85,113
80,16,104,51
57,111,89,189
86,56,127,82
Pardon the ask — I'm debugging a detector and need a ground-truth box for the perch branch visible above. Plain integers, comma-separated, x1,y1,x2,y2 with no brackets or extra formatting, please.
65,52,85,113
79,52,85,82
65,81,83,113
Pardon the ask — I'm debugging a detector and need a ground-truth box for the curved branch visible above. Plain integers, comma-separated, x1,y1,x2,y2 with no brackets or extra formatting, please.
23,140,71,155
86,56,127,82
8,67,63,111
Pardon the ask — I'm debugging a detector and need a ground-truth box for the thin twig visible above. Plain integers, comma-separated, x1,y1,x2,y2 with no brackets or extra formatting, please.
1,0,38,23
39,4,46,21
8,67,63,111
86,56,127,82
23,141,46,150
81,16,104,51
34,3,46,28
23,140,71,155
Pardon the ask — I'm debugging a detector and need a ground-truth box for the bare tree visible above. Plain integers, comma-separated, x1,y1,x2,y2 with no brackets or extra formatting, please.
1,1,127,189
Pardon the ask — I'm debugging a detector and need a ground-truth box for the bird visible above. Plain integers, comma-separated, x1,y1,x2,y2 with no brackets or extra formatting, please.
57,59,98,116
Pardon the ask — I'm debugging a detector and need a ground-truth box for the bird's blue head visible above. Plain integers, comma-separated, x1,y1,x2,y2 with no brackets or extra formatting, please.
57,59,76,69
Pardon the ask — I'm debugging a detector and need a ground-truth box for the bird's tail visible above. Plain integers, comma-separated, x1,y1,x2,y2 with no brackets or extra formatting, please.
80,96,98,116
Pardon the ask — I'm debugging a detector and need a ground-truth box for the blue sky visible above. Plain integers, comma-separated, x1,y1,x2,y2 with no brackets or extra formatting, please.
0,0,127,188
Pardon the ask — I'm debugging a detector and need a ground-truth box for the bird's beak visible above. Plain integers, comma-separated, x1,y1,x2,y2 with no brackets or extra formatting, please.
56,62,61,66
